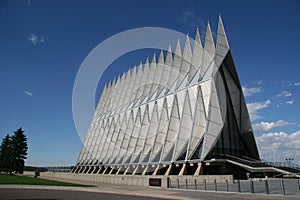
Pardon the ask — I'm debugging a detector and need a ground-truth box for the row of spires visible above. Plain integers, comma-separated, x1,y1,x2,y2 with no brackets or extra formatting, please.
95,16,230,119
103,16,229,89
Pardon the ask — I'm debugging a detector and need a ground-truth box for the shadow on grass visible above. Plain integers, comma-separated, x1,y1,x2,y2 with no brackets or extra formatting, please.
0,174,95,187
9,199,60,200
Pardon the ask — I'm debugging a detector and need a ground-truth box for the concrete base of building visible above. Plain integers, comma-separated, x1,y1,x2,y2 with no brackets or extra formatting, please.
40,172,233,189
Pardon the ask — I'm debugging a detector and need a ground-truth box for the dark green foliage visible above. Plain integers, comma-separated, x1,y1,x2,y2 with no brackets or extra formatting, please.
0,135,14,174
0,128,28,174
11,128,28,174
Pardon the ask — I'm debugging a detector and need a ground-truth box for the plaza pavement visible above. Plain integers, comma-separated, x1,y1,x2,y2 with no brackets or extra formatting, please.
0,175,299,200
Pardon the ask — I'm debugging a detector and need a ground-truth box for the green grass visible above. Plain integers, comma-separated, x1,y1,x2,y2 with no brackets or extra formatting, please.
0,174,94,187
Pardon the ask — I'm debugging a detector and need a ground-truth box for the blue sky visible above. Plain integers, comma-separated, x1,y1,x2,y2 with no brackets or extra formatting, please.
0,0,300,166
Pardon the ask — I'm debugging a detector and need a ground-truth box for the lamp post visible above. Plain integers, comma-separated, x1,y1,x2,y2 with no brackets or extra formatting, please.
285,157,294,166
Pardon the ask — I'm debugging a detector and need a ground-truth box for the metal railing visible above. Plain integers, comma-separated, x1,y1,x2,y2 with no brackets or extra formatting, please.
222,154,269,167
265,162,300,174
215,154,300,175
46,166,73,173
168,178,300,196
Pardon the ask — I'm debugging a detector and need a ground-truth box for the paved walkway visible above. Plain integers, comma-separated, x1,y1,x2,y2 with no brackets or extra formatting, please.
0,188,168,200
0,176,299,200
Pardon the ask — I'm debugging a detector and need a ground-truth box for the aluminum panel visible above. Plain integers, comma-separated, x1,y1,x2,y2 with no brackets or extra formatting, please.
173,91,193,161
161,95,180,161
140,103,159,163
150,98,169,162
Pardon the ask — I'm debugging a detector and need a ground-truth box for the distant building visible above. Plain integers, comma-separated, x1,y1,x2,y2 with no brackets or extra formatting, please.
72,17,260,179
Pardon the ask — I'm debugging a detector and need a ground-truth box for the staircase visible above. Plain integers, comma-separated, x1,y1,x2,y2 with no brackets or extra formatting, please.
264,161,300,175
208,154,300,178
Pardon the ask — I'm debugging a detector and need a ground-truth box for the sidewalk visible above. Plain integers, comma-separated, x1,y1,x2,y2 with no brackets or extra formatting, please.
1,175,297,200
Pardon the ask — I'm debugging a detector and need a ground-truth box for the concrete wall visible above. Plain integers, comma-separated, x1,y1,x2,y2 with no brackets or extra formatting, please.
23,171,35,176
168,175,233,187
40,172,233,189
41,172,167,188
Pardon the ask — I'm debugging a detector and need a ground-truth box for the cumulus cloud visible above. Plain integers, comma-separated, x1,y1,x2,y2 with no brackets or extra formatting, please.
256,130,300,162
294,82,300,86
28,34,45,45
247,100,271,121
286,100,294,105
277,90,292,97
253,120,289,132
242,86,261,97
24,91,33,96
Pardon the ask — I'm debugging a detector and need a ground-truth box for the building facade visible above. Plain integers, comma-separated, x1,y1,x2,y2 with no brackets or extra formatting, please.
72,17,260,177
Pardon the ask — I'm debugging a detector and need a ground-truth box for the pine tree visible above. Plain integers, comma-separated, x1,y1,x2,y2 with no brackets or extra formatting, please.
11,128,28,174
0,134,14,174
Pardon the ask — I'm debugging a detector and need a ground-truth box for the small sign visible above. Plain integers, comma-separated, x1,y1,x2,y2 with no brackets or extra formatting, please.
149,178,162,187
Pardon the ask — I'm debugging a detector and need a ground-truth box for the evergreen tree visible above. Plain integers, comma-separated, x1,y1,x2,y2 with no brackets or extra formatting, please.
0,134,14,174
11,128,28,174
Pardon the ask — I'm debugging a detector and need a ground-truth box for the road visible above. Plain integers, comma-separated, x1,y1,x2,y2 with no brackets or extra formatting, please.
0,188,168,200
1,187,299,200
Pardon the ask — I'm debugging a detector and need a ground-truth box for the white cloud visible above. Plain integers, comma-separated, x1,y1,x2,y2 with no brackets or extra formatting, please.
256,130,300,162
247,100,271,121
294,82,300,86
181,10,195,23
276,90,292,97
28,34,45,45
253,120,289,132
256,80,263,85
242,86,261,97
24,91,33,96
27,0,31,6
286,100,294,105
179,9,206,32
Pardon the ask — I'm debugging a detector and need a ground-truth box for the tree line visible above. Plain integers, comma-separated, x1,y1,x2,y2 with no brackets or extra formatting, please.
0,128,28,174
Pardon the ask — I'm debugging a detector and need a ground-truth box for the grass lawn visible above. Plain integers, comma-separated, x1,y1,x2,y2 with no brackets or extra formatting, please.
0,174,94,187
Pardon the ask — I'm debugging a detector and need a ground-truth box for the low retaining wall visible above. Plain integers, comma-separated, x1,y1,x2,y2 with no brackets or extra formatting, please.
23,171,35,176
41,172,166,188
40,172,233,189
168,175,233,186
